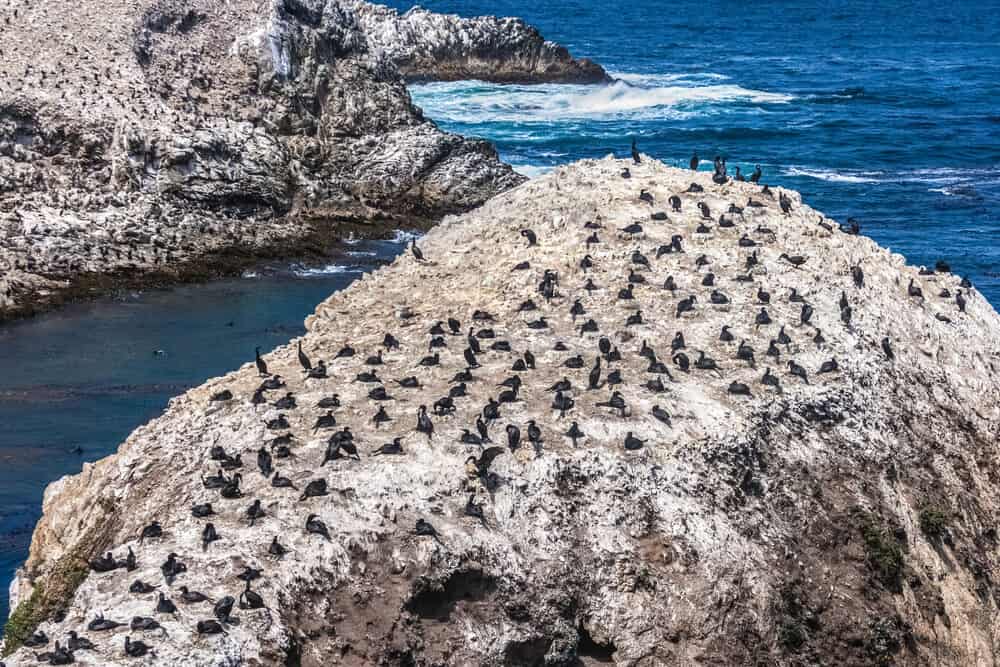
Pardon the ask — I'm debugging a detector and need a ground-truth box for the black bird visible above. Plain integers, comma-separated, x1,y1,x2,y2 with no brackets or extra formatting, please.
669,195,681,212
736,340,756,367
788,287,805,303
813,329,826,347
852,265,865,288
639,189,654,205
750,164,762,183
819,358,839,374
416,405,434,439
631,138,641,164
620,222,643,235
552,391,575,418
257,447,273,477
788,361,809,383
179,587,210,604
761,367,781,391
800,303,814,326
383,333,400,350
881,337,895,360
299,479,329,501
690,152,699,170
506,424,521,451
626,311,644,327
720,325,734,342
779,253,807,268
676,295,696,318
161,553,187,583
124,637,151,658
317,395,341,409
192,503,214,518
335,345,356,359
130,580,156,594
728,382,752,396
698,202,711,219
755,308,772,328
465,496,486,524
470,447,505,481
419,353,440,367
956,290,967,312
483,398,502,423
597,391,627,417
269,536,290,557
67,631,95,651
312,411,336,433
460,429,484,446
415,519,442,541
565,422,585,446
907,278,924,300
476,416,491,443
757,287,771,304
710,290,729,305
673,352,690,372
297,341,312,371
156,592,177,614
246,499,266,527
240,580,265,610
521,229,538,246
841,306,853,326
24,630,49,647
527,420,543,453
372,438,404,456
306,514,331,540
777,326,792,347
624,432,646,451
254,347,268,376
694,351,719,371
88,615,125,632
139,521,162,544
411,242,425,262
197,619,225,635
202,523,220,550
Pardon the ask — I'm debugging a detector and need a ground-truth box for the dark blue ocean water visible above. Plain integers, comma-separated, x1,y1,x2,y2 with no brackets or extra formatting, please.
1,0,998,628
392,0,1000,303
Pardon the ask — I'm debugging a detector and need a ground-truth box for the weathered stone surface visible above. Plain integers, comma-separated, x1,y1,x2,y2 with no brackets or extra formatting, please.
5,158,999,665
349,2,610,84
1,0,608,319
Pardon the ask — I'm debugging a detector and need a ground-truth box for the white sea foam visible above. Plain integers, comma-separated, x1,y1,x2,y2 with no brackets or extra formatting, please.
512,164,555,179
410,76,795,124
291,264,362,278
784,167,882,183
389,229,422,244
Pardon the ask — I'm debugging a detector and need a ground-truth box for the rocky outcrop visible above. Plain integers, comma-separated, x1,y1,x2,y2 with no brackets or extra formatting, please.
0,0,611,320
349,2,610,84
5,158,1000,665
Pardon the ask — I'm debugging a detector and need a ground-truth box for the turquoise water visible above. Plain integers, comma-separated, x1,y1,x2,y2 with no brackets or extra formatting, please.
2,0,999,627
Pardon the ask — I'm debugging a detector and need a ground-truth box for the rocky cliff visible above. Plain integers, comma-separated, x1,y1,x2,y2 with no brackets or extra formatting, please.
0,0,605,321
4,157,1000,666
349,2,610,83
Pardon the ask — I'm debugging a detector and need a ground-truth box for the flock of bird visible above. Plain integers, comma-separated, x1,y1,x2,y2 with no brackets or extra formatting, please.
8,148,977,665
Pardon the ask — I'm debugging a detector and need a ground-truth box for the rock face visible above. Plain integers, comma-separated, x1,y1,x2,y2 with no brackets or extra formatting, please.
0,0,598,320
350,2,610,84
5,158,1000,666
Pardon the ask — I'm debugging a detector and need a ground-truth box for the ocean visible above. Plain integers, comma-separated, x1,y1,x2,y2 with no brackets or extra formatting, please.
1,0,997,627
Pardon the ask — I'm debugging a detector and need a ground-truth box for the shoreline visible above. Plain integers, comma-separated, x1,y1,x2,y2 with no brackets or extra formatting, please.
0,216,432,326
